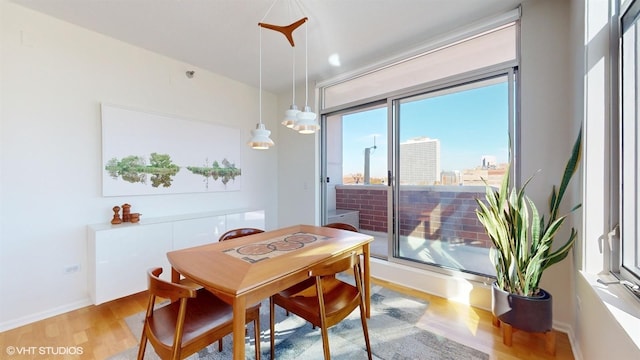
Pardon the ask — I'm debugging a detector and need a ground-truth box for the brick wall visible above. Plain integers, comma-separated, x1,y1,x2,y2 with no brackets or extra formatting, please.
335,185,491,248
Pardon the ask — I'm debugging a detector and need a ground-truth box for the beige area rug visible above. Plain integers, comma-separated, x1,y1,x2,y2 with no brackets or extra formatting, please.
110,284,489,360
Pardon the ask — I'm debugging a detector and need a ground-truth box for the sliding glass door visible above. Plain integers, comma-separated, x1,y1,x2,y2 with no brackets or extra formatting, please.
392,75,512,276
322,102,390,259
322,73,514,278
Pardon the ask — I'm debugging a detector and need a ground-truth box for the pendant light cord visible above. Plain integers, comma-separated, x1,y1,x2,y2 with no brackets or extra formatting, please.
259,26,263,125
303,21,308,107
291,45,296,105
262,0,299,107
288,0,295,106
261,0,280,23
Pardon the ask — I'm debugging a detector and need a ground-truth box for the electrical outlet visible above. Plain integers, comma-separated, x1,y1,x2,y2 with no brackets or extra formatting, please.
64,264,80,274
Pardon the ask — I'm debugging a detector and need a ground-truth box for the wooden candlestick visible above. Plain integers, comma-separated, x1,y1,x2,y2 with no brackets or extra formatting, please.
111,206,122,224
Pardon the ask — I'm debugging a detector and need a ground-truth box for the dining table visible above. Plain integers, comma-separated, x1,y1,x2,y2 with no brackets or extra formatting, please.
166,224,373,359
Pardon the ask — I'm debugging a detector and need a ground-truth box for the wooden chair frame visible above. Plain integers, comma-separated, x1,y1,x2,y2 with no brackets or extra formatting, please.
137,268,261,360
269,251,372,360
323,222,358,232
219,228,264,241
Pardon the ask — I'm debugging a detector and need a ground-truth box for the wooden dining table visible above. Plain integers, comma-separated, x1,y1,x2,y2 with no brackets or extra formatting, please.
167,224,373,359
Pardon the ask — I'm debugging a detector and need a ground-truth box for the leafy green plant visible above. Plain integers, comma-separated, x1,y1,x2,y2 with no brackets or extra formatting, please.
475,130,582,296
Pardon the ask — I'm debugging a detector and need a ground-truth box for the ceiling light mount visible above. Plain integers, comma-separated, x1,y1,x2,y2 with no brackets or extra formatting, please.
258,17,308,47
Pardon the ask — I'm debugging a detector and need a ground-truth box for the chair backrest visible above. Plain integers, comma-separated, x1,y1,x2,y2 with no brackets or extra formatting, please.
147,267,196,301
323,222,358,232
218,228,264,241
310,251,359,278
141,267,262,360
142,268,195,359
269,250,370,360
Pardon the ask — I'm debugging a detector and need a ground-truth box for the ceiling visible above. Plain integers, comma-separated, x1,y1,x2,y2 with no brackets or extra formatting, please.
10,0,523,94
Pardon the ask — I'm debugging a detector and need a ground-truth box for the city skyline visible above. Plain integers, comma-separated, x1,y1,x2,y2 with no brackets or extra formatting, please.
341,81,509,180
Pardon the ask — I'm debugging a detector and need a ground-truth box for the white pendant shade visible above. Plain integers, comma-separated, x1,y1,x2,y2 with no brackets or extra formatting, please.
294,105,320,134
282,104,300,128
248,123,274,149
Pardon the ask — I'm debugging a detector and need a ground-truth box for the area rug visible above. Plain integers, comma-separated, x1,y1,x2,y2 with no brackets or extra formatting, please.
110,284,488,360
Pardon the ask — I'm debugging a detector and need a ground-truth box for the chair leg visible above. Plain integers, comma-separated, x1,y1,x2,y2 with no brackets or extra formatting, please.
358,302,373,360
320,325,331,360
352,261,372,360
270,297,276,360
136,331,147,360
254,314,261,360
218,339,223,352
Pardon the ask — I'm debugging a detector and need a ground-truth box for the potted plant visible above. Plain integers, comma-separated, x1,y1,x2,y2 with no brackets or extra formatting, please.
475,129,581,335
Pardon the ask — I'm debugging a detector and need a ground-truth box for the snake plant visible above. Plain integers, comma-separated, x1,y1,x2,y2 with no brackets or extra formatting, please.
475,129,582,297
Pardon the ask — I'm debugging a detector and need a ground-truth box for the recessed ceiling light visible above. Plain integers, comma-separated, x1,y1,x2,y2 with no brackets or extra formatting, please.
328,53,341,67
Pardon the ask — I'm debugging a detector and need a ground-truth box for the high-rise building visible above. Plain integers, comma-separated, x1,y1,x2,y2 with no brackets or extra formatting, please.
399,137,440,185
481,155,498,169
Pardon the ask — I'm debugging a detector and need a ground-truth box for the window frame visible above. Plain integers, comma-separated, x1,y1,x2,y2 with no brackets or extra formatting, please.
318,13,521,282
614,0,640,296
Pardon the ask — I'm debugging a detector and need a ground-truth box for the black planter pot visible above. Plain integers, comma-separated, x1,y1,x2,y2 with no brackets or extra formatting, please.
491,283,553,333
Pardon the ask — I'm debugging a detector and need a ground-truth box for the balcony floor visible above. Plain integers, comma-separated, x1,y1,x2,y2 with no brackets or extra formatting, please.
363,230,495,276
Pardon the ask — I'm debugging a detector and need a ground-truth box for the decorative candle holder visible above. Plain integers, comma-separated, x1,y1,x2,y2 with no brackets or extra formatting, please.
111,206,122,225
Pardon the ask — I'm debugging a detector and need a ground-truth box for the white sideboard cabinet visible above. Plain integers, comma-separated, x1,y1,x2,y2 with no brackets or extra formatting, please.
172,215,226,251
88,209,264,304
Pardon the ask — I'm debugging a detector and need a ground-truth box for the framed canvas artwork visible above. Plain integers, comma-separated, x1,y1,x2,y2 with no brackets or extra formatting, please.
101,104,242,196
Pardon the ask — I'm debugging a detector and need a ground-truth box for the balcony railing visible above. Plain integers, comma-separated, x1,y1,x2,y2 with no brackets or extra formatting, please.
335,184,491,249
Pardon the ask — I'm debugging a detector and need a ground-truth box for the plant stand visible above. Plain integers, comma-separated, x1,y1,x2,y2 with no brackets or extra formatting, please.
492,316,556,355
491,284,556,355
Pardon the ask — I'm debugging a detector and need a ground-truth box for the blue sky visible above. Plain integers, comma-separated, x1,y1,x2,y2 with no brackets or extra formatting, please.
342,81,509,178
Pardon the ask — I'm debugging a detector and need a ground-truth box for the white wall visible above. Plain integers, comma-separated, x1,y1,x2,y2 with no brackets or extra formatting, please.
520,0,579,331
0,1,279,330
276,87,319,227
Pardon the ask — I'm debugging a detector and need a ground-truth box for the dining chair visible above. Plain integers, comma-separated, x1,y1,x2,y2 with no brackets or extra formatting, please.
323,222,358,232
137,267,261,360
219,227,265,241
269,251,372,360
324,222,362,280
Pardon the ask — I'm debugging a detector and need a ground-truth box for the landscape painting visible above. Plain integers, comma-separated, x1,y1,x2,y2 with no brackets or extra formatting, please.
101,104,242,196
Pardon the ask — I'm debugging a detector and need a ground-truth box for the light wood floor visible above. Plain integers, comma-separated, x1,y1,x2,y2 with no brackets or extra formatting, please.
0,278,574,360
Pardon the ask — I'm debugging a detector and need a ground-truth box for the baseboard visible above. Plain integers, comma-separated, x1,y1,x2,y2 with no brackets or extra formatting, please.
563,324,582,360
369,258,492,310
0,298,92,332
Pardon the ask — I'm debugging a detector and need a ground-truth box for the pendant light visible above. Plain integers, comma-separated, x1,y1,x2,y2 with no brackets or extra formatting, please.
254,0,313,140
258,2,306,130
293,20,320,134
248,26,274,150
